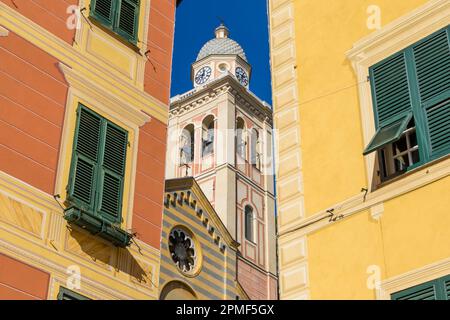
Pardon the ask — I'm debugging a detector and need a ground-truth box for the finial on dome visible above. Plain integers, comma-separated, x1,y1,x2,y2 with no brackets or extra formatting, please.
215,24,229,39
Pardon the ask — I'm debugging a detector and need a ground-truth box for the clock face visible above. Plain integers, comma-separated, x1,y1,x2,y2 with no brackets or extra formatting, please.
235,67,248,86
195,66,212,85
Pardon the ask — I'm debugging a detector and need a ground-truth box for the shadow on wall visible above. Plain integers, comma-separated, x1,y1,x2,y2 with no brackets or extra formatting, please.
67,226,149,285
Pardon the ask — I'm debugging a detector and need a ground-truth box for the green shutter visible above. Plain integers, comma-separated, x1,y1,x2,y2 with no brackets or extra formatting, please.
116,0,140,43
90,0,115,28
68,108,102,211
413,28,450,103
364,53,414,155
424,99,450,156
97,122,128,222
58,287,90,300
363,113,412,155
392,282,438,300
392,275,450,300
370,52,413,127
444,275,450,300
413,27,450,158
365,26,450,161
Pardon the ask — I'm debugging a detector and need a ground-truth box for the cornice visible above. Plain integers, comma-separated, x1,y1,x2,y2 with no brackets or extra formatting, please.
0,25,9,36
377,257,450,299
346,0,450,63
170,74,273,126
59,63,150,127
165,177,240,250
278,156,450,238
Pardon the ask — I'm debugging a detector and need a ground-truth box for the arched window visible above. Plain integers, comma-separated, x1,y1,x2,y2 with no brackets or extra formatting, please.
202,115,215,157
160,281,197,300
250,128,261,170
180,124,194,165
236,117,246,159
244,205,254,242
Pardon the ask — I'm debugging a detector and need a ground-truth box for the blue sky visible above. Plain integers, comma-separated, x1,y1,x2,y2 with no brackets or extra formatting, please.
171,0,272,104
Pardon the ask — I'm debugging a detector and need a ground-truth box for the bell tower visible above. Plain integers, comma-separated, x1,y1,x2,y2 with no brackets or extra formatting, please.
166,24,277,300
191,24,252,89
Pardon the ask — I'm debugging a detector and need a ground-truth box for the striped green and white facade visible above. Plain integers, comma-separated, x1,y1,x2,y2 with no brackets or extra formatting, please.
159,178,243,300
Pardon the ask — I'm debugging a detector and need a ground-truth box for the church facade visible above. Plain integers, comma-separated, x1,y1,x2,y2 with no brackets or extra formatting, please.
164,25,278,300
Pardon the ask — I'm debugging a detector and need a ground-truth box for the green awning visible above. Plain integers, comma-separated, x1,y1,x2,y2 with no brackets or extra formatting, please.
363,113,412,155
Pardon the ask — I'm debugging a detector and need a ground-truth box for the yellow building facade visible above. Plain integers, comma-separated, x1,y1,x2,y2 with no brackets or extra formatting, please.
269,0,450,299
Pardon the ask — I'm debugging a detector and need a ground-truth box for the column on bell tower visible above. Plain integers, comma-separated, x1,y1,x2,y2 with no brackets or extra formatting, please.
213,90,237,238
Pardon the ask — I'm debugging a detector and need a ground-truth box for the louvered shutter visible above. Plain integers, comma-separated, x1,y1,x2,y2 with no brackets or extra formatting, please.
392,282,438,300
97,122,128,223
413,27,450,157
444,275,450,300
392,275,450,300
68,108,102,211
116,0,140,43
371,52,413,127
91,0,115,28
364,53,413,154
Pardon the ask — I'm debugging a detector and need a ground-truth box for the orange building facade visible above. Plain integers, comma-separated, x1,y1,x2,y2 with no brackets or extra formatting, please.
0,0,178,299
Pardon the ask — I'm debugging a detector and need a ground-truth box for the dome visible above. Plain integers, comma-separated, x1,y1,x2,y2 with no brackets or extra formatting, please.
196,24,247,62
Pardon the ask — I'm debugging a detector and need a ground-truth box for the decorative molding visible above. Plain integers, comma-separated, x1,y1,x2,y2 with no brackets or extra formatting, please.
0,171,61,212
53,86,138,235
0,25,9,36
370,202,384,220
165,177,239,251
170,74,273,126
377,257,450,300
280,156,450,237
347,0,449,61
268,0,309,300
59,63,150,126
0,237,138,300
0,2,169,123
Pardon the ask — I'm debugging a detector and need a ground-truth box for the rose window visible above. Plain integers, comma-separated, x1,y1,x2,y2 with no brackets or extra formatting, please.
169,228,197,273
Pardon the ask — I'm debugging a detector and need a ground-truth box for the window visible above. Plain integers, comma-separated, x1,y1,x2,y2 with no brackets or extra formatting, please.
90,0,140,44
378,118,420,181
250,129,261,170
391,274,450,300
65,104,132,247
202,115,215,157
236,117,246,159
180,124,195,165
57,287,90,300
364,26,450,182
244,205,254,242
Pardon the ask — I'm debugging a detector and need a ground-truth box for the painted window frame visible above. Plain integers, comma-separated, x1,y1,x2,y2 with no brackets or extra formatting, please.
244,205,255,243
90,0,140,44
